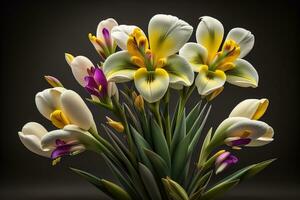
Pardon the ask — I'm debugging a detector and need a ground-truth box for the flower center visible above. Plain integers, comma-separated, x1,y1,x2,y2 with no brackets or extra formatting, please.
127,28,166,72
209,39,240,71
50,110,70,129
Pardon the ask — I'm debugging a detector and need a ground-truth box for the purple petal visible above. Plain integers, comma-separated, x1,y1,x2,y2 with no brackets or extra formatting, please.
55,139,66,146
215,152,230,167
51,144,72,159
231,138,251,146
94,68,108,90
102,28,110,40
84,76,98,89
225,155,239,165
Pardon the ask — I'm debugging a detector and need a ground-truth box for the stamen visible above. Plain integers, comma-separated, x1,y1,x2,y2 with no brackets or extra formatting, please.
50,110,70,129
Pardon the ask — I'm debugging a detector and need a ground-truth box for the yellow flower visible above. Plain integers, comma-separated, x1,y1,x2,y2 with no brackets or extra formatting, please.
103,14,194,103
180,16,258,96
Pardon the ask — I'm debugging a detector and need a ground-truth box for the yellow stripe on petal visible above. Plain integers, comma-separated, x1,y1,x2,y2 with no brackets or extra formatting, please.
134,68,169,103
196,16,224,63
195,65,226,96
252,99,269,120
148,14,193,61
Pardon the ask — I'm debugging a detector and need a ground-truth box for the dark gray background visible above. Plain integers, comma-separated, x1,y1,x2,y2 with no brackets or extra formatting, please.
1,0,299,199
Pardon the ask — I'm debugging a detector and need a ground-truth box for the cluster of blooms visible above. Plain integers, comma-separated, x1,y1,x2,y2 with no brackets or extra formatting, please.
19,14,274,200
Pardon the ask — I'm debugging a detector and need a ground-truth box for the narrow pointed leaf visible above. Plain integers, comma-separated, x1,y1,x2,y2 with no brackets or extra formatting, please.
171,109,186,155
145,149,170,177
138,163,163,200
201,179,240,200
188,105,211,155
198,128,213,167
186,101,202,133
131,126,153,170
217,159,276,184
151,119,171,167
163,177,189,200
100,179,132,200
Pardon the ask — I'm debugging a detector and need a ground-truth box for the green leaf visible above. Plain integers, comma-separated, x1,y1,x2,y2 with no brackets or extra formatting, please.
171,135,190,181
70,167,103,190
171,109,186,155
70,167,132,200
189,170,213,196
188,105,211,155
217,159,276,184
162,177,189,200
131,126,153,170
124,103,143,134
151,119,171,168
101,179,132,200
138,163,163,200
145,149,170,177
186,101,202,133
197,128,213,167
201,179,240,200
102,154,140,199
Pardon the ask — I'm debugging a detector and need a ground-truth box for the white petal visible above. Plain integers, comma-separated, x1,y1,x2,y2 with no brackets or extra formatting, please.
41,125,95,149
226,59,259,87
179,42,208,72
18,123,52,158
226,28,254,58
148,14,193,59
196,16,224,62
134,68,169,103
96,18,118,41
163,54,194,88
195,66,226,96
103,50,138,82
111,25,142,50
247,127,274,147
35,87,66,119
60,90,96,131
69,56,94,86
218,117,270,140
107,82,119,100
21,122,48,139
229,98,269,119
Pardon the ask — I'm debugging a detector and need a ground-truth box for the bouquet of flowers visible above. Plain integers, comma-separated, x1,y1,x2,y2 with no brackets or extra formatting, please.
18,14,275,200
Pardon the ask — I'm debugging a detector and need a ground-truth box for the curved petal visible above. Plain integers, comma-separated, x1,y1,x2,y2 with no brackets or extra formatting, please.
148,14,193,59
107,82,119,99
103,50,138,82
41,125,96,150
247,126,274,147
96,18,118,41
226,59,258,87
67,55,94,86
60,90,96,131
21,122,48,139
163,54,194,88
19,132,52,157
195,66,226,95
111,25,142,50
196,16,224,62
134,68,169,103
226,28,254,58
229,98,269,120
179,42,208,72
35,87,66,119
224,118,270,139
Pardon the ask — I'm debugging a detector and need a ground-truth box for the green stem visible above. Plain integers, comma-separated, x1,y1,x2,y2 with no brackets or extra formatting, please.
149,101,163,128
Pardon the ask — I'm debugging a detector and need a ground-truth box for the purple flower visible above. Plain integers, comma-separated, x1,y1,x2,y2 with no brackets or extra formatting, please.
84,67,108,98
215,151,238,174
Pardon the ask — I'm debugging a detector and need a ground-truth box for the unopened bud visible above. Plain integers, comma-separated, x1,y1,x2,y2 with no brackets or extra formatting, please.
106,117,124,133
44,75,64,88
134,95,144,111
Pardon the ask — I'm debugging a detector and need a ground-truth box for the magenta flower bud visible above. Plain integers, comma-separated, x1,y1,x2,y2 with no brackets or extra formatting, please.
215,151,238,174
